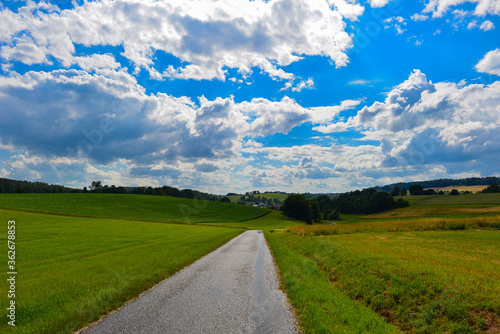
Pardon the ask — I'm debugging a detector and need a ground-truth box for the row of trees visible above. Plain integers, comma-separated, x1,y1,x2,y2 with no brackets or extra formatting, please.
377,177,500,192
283,188,409,224
0,178,77,194
85,181,223,201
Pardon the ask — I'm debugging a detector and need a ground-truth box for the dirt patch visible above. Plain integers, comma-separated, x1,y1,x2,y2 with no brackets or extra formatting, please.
472,310,500,333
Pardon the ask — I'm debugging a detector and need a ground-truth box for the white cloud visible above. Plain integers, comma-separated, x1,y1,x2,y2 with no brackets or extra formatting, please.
423,0,500,17
73,54,121,72
0,0,356,81
475,48,500,75
368,0,393,8
323,70,500,171
411,13,429,21
480,20,495,30
292,78,315,92
326,0,365,20
384,16,407,34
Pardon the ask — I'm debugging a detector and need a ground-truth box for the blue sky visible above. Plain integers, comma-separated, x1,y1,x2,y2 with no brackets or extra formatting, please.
0,0,499,194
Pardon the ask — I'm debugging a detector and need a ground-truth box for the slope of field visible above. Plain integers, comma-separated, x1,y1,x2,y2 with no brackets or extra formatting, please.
0,193,267,223
425,185,488,193
414,193,500,205
271,230,500,333
206,210,303,230
0,209,243,334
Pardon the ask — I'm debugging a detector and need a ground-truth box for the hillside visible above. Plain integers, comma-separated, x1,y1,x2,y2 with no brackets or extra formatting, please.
375,176,500,192
0,193,267,223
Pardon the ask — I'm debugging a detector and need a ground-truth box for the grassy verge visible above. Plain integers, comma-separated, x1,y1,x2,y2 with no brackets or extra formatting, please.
264,231,399,334
0,209,243,334
273,230,500,333
0,193,267,223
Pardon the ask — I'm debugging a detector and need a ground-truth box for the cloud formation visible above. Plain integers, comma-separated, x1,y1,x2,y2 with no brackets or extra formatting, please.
423,0,500,17
0,0,356,83
475,49,500,76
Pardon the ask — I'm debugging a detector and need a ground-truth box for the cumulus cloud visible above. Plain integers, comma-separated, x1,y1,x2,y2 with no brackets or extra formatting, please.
0,0,355,82
475,49,500,75
423,0,500,17
0,69,357,170
480,20,495,30
368,0,393,8
321,70,500,171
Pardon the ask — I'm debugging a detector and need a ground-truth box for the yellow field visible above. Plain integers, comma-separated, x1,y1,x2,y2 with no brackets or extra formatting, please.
425,185,489,192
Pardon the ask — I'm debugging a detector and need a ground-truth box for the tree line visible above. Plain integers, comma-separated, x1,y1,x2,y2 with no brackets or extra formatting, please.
283,188,409,224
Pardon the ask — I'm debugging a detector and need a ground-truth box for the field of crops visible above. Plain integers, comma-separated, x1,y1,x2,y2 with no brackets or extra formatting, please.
0,193,267,223
0,209,243,334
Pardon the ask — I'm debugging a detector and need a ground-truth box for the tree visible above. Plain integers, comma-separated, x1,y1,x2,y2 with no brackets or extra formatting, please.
282,194,311,223
307,200,321,224
391,186,400,197
482,184,500,193
450,189,460,195
409,185,423,196
89,181,103,193
326,210,340,220
220,196,231,203
400,188,408,196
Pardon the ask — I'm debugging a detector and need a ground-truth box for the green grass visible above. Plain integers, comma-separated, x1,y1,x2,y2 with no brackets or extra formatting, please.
227,193,289,203
0,209,244,334
204,210,304,230
274,230,500,333
265,231,399,334
0,193,267,223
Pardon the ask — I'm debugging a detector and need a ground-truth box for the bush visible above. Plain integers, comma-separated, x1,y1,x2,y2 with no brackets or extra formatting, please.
396,198,410,208
450,189,460,196
327,210,340,220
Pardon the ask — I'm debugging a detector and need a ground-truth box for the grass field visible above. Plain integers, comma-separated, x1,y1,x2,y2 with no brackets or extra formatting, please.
227,193,289,203
206,210,303,230
265,193,500,333
0,209,243,334
2,191,499,333
270,230,500,333
0,193,267,223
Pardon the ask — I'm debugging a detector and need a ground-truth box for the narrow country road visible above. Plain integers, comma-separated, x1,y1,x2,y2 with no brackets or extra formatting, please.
79,230,298,334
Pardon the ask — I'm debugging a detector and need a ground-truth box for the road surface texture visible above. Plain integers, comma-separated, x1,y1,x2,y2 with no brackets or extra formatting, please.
79,230,298,334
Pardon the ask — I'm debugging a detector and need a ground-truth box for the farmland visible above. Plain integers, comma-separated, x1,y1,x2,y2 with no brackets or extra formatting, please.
0,193,267,223
0,209,244,334
265,192,500,333
1,191,499,333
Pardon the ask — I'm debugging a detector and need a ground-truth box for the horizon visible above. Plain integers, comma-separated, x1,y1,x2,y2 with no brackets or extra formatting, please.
1,0,499,194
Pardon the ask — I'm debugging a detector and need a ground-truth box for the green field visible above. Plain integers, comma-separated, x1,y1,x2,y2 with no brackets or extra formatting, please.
227,192,289,203
205,210,303,230
2,192,499,333
269,229,500,333
0,209,243,334
266,193,500,333
0,193,267,223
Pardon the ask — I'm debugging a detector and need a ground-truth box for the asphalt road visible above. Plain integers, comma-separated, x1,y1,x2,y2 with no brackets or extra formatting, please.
79,230,298,334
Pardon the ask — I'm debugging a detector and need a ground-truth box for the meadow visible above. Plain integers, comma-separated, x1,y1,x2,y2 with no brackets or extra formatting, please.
0,209,243,334
269,229,499,333
0,193,267,223
265,193,500,333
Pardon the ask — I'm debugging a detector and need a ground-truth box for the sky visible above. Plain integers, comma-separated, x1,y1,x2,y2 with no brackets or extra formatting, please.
0,0,499,194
